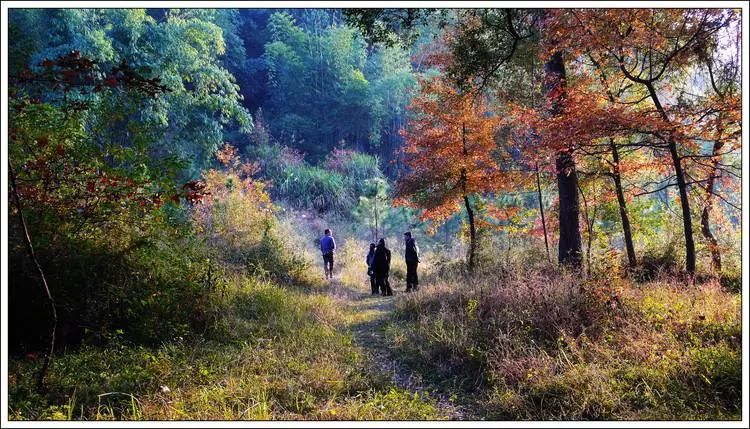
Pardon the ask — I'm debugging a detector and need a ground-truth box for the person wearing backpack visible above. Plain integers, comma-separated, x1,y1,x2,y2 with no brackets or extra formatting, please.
366,242,378,295
372,238,393,296
404,231,420,292
320,228,336,279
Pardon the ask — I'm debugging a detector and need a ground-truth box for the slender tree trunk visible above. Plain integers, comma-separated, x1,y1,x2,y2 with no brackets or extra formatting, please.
8,160,57,391
535,163,550,262
587,57,636,269
464,195,476,271
545,51,582,269
374,196,379,241
701,137,723,273
609,139,637,269
645,83,696,275
578,183,594,277
668,139,697,275
461,122,476,271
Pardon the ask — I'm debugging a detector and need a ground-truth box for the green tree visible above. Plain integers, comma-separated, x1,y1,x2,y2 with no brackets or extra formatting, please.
354,178,390,241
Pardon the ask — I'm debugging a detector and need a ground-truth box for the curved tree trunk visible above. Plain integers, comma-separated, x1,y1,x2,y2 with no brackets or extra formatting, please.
461,122,476,271
9,160,57,391
545,51,582,269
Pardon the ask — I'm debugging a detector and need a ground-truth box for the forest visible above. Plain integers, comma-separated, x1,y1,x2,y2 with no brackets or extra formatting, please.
4,6,744,422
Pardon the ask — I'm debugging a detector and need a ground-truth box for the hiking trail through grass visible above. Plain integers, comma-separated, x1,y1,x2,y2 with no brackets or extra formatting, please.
325,276,467,420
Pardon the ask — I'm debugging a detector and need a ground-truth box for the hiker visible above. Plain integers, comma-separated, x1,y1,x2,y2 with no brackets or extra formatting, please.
320,228,336,279
404,231,420,292
366,243,378,295
372,238,393,296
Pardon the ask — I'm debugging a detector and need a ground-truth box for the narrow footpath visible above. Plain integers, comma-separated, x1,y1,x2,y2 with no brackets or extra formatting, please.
326,278,466,420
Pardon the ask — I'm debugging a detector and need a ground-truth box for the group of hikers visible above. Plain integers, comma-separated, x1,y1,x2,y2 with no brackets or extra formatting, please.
319,228,419,296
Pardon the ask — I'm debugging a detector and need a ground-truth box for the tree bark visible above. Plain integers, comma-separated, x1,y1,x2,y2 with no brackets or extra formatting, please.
374,195,379,241
701,138,723,273
545,51,582,269
578,183,595,277
609,139,637,269
535,162,550,262
645,83,696,275
8,160,57,391
464,194,476,271
462,122,476,271
556,152,583,268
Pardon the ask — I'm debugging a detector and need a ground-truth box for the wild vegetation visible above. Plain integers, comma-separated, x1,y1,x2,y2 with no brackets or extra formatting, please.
6,6,743,422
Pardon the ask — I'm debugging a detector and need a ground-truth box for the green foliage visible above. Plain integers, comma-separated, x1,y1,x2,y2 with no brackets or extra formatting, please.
8,276,441,420
278,164,355,214
246,139,388,217
635,239,681,282
9,219,215,347
10,8,252,175
353,178,390,240
325,148,383,194
263,11,416,159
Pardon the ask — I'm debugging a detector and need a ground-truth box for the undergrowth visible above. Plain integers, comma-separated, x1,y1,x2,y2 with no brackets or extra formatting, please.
9,275,443,420
384,260,742,420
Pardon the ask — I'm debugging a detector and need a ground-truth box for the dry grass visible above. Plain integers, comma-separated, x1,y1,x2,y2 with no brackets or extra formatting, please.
385,262,742,420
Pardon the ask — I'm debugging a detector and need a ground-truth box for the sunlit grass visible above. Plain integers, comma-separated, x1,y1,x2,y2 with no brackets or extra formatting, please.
384,265,742,420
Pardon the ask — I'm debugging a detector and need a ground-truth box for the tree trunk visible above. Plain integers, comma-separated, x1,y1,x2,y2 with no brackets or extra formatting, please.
9,160,57,391
545,51,582,269
374,196,379,241
461,122,476,271
464,194,476,271
578,182,594,277
645,83,696,275
535,163,550,262
556,152,583,268
701,138,723,273
609,139,637,269
669,139,697,275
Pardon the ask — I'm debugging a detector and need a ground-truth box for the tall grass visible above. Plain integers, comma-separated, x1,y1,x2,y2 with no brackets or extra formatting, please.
8,274,446,420
8,177,447,420
384,259,742,420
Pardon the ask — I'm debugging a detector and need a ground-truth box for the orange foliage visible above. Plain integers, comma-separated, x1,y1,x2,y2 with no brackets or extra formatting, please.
395,77,511,227
507,9,740,188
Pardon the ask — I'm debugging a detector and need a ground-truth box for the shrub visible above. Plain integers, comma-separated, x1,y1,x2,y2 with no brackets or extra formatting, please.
9,223,214,349
386,267,741,420
325,148,383,195
634,239,680,281
277,164,356,214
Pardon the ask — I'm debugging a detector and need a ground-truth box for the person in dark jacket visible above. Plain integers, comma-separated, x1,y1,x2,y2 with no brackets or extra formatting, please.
366,243,378,295
320,229,336,279
404,231,420,292
372,238,393,296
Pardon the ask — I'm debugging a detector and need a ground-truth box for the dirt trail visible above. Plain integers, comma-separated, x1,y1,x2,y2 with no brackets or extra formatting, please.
326,278,466,420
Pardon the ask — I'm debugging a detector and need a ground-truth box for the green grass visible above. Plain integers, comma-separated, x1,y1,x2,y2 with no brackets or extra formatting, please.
8,216,741,421
8,276,443,420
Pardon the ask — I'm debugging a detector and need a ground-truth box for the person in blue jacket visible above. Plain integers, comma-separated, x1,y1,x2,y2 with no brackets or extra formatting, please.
320,228,336,279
